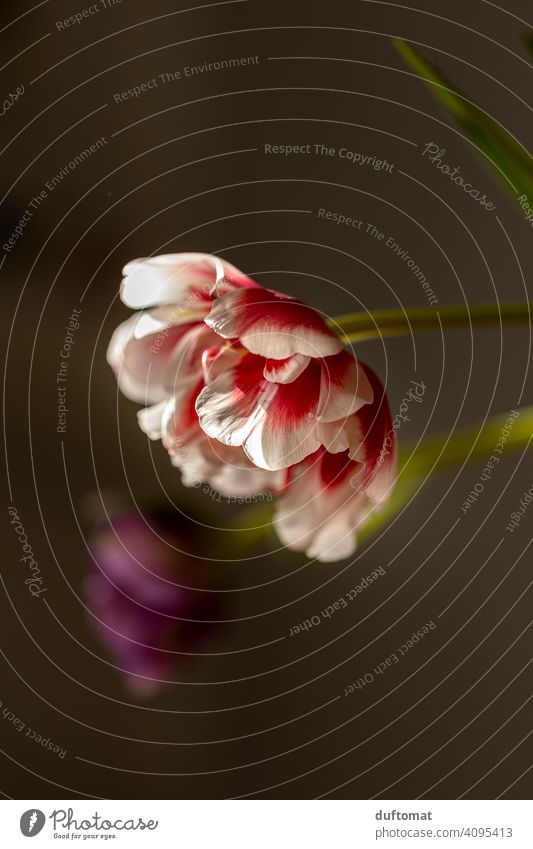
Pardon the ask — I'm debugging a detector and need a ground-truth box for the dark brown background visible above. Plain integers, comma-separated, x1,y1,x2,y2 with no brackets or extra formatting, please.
1,0,532,799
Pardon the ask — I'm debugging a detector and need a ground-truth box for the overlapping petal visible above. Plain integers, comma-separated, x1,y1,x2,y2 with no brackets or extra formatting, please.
196,355,324,470
107,313,199,404
205,288,344,358
273,365,395,561
196,347,375,471
108,251,396,560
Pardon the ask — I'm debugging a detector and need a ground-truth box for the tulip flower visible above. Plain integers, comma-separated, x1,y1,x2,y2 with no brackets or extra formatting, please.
107,252,533,561
85,508,220,696
107,252,396,560
274,364,396,561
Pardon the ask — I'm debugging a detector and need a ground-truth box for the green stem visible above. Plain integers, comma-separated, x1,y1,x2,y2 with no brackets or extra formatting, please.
233,406,533,552
329,303,531,344
359,405,533,542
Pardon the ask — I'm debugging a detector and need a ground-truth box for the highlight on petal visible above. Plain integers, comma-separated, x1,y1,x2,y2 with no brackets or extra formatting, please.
121,253,256,309
241,383,320,470
316,416,363,455
273,450,369,562
196,355,323,471
161,376,204,455
195,354,276,450
205,288,344,358
137,401,167,440
316,350,374,422
107,315,198,404
263,353,310,384
164,323,220,387
177,436,284,496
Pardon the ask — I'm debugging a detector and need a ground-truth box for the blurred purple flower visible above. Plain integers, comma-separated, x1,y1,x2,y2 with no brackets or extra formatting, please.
85,508,221,698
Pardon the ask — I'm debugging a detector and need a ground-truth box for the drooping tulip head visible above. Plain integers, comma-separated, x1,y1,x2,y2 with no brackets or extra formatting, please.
107,252,397,562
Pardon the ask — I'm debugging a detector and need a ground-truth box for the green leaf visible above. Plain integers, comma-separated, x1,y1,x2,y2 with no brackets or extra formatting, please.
394,38,533,200
359,406,532,543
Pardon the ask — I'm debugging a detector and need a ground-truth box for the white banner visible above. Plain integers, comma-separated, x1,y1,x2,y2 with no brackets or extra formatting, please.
0,800,531,847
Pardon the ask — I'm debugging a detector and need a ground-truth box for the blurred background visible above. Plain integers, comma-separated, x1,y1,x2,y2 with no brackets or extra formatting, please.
1,0,532,799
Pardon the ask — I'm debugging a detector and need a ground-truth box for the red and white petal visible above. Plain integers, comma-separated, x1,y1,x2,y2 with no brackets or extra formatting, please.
195,354,276,451
305,507,364,562
274,451,369,562
121,253,256,309
107,315,196,404
316,351,374,423
242,399,321,471
318,448,362,490
274,454,356,557
196,355,324,471
174,436,223,485
161,376,204,454
201,344,242,384
347,364,396,501
365,447,396,504
209,451,284,496
316,416,363,454
263,353,310,384
163,323,220,389
205,288,343,359
273,467,322,555
175,436,283,495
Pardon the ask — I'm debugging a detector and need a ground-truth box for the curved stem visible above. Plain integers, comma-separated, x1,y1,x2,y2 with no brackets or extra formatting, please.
359,406,533,542
329,303,531,344
234,406,533,552
399,408,531,477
